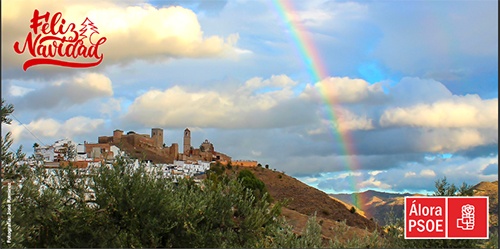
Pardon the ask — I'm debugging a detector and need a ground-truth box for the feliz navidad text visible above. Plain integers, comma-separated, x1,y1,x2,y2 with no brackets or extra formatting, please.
13,9,107,71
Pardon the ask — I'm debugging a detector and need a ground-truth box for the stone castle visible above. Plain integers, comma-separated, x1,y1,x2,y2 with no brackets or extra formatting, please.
92,128,231,164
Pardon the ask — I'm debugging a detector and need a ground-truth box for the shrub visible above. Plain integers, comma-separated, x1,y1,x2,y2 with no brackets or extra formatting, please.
237,169,271,203
349,206,356,214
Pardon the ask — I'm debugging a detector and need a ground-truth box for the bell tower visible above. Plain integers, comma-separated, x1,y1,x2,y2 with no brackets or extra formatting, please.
183,128,191,155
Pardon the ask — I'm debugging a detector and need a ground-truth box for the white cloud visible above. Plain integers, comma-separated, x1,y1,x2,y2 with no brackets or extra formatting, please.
122,75,311,128
369,170,384,176
100,97,122,117
296,1,368,28
251,150,262,156
3,116,105,143
303,177,319,183
307,107,374,135
9,85,34,97
12,73,113,110
301,77,385,104
358,176,391,190
404,171,417,178
415,128,496,153
420,169,436,177
329,171,362,180
380,95,498,129
330,107,374,132
239,74,297,92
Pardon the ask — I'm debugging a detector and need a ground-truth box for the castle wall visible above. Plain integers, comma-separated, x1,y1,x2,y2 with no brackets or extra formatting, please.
232,160,258,167
93,128,228,164
214,152,231,163
98,136,112,144
122,133,155,148
170,143,179,159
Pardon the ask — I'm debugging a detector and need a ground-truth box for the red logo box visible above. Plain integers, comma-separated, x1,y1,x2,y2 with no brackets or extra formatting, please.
405,196,489,239
405,197,447,239
447,197,489,239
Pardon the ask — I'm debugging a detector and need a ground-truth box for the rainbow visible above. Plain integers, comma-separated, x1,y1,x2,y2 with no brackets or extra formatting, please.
271,0,367,211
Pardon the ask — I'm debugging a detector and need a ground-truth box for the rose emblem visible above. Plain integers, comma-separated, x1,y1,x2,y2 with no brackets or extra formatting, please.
462,204,474,215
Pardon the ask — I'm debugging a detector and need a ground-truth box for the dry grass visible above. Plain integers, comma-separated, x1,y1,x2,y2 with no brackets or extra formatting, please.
229,166,382,243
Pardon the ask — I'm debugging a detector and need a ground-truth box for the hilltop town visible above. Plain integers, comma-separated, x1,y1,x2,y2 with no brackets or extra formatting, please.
33,127,258,172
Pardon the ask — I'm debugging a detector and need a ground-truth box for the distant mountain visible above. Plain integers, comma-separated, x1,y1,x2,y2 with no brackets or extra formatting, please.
330,190,420,226
330,181,498,227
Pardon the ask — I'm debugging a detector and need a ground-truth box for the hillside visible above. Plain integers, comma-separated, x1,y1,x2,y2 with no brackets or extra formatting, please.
473,181,498,229
328,196,367,218
331,190,414,226
229,166,380,241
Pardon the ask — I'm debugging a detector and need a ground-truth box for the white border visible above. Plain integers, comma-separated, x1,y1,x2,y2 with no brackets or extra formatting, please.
404,196,489,240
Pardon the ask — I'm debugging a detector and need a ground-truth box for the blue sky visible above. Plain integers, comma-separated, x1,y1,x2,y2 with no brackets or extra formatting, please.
1,0,498,194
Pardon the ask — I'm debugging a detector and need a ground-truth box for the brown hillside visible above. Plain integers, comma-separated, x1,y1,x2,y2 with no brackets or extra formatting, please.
329,196,367,218
231,167,378,232
280,207,376,244
473,181,498,229
474,181,498,193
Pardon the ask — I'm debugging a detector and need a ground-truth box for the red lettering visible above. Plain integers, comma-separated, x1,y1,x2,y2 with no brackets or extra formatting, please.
13,9,107,71
29,9,49,34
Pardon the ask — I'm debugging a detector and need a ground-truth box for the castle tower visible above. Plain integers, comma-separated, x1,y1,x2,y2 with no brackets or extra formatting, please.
183,128,191,155
113,129,123,143
151,128,164,148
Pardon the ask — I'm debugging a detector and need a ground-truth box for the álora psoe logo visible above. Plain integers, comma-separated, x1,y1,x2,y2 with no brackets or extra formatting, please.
13,9,107,71
405,196,488,239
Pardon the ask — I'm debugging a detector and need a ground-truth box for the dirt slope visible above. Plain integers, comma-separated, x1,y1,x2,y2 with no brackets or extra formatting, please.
232,167,378,232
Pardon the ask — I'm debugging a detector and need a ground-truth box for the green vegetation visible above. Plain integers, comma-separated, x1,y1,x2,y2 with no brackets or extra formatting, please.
207,161,226,178
349,206,356,214
237,169,272,203
1,151,322,247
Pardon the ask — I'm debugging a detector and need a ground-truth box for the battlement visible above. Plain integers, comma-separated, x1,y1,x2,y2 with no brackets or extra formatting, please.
232,160,258,167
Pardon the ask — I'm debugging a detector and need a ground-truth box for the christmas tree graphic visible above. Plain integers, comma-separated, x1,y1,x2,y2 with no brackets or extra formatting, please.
79,17,100,44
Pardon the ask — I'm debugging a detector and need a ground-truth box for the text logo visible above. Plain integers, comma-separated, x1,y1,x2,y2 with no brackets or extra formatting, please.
405,196,489,239
13,9,107,71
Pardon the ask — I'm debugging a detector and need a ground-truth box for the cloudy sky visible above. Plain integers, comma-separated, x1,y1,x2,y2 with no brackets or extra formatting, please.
1,0,498,194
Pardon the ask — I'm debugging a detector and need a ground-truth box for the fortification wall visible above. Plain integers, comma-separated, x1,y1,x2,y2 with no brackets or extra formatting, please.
232,160,258,167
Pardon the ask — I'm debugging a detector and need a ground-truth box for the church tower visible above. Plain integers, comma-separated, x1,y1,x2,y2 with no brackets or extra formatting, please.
183,128,191,155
